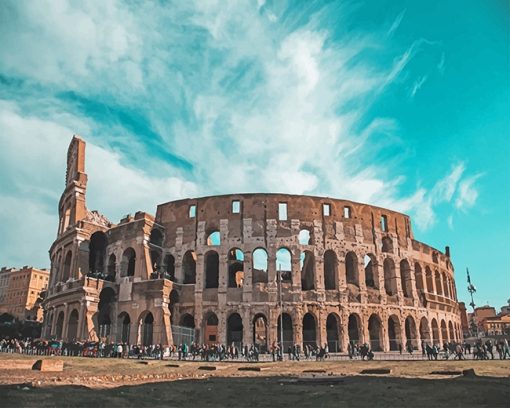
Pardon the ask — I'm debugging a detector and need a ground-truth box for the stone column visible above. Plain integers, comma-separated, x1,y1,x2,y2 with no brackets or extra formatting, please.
318,309,327,348
242,307,251,346
340,310,350,351
61,303,70,341
217,310,226,344
76,300,87,340
291,252,301,292
218,252,228,292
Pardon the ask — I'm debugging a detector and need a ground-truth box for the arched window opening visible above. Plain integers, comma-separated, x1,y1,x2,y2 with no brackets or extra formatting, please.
253,314,268,352
89,232,108,276
182,251,196,284
345,252,359,287
150,250,161,276
277,313,293,350
300,251,315,290
302,313,317,348
207,231,221,246
164,254,175,281
368,314,383,351
204,251,219,289
55,311,65,339
149,229,163,247
400,260,412,298
107,254,116,281
276,248,292,282
62,251,72,282
252,248,268,284
415,263,424,292
442,274,450,298
435,270,443,296
298,229,311,245
364,254,378,288
326,313,341,352
383,258,397,296
227,313,243,346
420,318,431,345
431,319,440,345
168,290,179,324
228,248,244,288
448,321,455,342
121,248,136,277
141,312,154,346
388,315,401,351
381,236,393,253
425,267,434,293
180,313,195,328
324,250,337,290
405,316,417,349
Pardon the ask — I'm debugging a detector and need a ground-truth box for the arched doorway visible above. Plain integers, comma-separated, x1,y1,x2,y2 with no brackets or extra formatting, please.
431,319,440,345
227,313,243,346
182,251,196,284
168,290,179,325
388,315,401,351
277,313,293,349
300,251,315,290
419,317,431,345
204,251,219,288
368,314,383,351
405,316,417,349
253,314,268,352
383,258,397,296
400,260,412,298
252,248,268,284
448,321,455,342
204,312,218,345
117,312,131,343
440,320,448,343
348,314,361,345
62,251,72,282
302,313,317,348
141,312,154,346
364,254,378,288
180,313,195,329
345,252,359,287
98,287,115,338
228,248,244,288
67,309,79,341
324,250,337,290
55,311,64,339
326,313,341,352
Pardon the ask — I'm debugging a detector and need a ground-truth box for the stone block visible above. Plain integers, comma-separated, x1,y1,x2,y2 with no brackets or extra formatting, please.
32,359,64,372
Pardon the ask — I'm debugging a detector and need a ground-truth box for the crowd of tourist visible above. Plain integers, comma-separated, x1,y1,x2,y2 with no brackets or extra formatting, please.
1,337,509,361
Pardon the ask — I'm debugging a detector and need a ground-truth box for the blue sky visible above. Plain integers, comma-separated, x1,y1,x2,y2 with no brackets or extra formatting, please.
0,1,508,309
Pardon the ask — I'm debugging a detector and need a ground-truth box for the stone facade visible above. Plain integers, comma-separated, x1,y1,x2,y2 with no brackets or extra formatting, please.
42,136,463,351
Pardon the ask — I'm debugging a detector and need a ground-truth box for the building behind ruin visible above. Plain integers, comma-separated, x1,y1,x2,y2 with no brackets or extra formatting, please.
42,136,462,351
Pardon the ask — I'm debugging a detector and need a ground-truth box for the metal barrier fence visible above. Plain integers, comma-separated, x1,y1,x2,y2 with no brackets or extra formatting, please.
171,325,196,346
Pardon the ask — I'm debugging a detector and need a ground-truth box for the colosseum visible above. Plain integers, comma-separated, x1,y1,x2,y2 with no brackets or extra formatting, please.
42,136,463,352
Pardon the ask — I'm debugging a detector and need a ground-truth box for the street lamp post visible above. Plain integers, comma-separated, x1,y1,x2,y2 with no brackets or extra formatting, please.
278,263,284,360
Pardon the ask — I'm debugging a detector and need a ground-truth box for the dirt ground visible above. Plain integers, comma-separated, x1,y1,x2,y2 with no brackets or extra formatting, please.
0,354,508,407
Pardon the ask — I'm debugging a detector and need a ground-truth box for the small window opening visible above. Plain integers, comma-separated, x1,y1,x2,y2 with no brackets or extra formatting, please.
232,200,241,214
381,215,388,232
343,206,352,219
323,203,331,216
278,203,287,221
189,205,196,218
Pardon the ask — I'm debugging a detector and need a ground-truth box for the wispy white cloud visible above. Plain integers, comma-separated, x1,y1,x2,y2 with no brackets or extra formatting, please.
387,9,406,37
410,75,428,98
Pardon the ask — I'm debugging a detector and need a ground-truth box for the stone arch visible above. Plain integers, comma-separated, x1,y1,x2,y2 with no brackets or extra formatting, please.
300,250,315,290
253,314,268,352
164,254,175,281
117,312,131,343
326,313,341,352
252,248,268,284
348,313,361,344
62,251,72,282
204,312,219,345
149,228,164,247
419,317,431,344
107,254,116,280
405,315,418,348
228,248,244,288
227,312,243,345
150,249,161,274
364,254,378,288
345,252,359,287
121,248,136,277
180,313,195,328
442,274,450,298
207,230,221,246
440,319,448,343
435,270,443,296
383,258,397,296
276,247,292,282
204,251,219,289
382,236,393,253
425,266,433,293
324,250,337,290
277,313,293,349
98,287,115,338
448,321,455,342
368,314,383,351
298,228,312,245
168,290,179,324
400,260,412,298
55,311,65,339
89,231,108,275
67,309,79,341
139,311,154,346
431,318,440,345
182,250,196,284
302,312,317,347
414,263,424,292
388,315,402,351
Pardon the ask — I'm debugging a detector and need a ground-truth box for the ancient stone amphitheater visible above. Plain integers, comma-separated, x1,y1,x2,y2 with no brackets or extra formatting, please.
42,136,462,352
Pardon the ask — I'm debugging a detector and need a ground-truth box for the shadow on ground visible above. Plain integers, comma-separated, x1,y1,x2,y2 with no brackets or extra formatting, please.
2,375,509,408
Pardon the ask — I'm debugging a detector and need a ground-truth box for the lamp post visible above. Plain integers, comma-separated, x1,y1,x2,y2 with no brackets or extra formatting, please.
278,263,284,360
467,268,478,337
